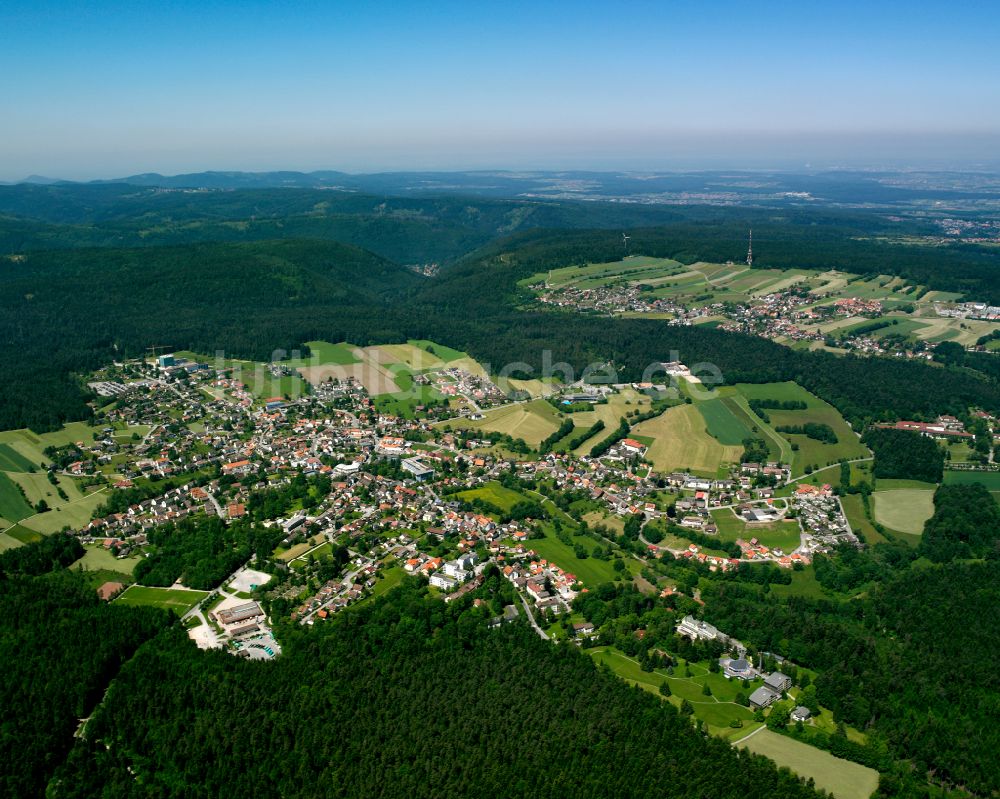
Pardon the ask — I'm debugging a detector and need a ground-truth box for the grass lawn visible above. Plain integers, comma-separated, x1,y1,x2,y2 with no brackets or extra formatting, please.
455,482,530,513
114,585,209,615
71,544,142,575
589,647,760,739
301,340,361,365
710,508,801,552
871,489,934,535
632,404,742,477
527,530,618,587
18,486,107,535
0,472,34,522
737,729,879,799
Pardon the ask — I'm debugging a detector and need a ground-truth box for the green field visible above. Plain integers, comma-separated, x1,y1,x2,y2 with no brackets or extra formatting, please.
943,470,1000,490
710,508,801,552
0,443,37,472
871,489,934,535
0,472,34,523
301,340,361,365
455,482,530,513
589,647,761,740
407,339,468,363
735,382,868,476
737,729,879,799
839,493,886,545
696,397,754,445
72,544,142,575
114,585,209,615
527,529,618,587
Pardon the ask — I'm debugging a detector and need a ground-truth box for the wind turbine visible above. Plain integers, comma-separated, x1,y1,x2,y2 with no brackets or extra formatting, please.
622,233,631,255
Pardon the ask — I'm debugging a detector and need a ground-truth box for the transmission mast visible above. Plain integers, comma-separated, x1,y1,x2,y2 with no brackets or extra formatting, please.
746,228,753,267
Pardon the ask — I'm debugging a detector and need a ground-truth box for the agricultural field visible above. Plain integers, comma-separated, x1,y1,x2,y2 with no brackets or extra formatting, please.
438,399,563,449
736,729,879,799
942,470,1000,490
522,255,685,290
735,382,868,475
871,489,935,535
631,404,742,477
710,508,802,553
114,585,209,615
455,482,530,513
839,494,887,545
0,472,34,524
696,397,754,445
0,443,37,472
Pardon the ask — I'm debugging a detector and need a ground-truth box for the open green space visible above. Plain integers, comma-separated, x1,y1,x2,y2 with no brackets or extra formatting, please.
697,397,754,445
0,472,34,523
871,489,934,536
455,481,530,513
737,729,879,799
408,339,467,363
527,528,618,587
438,399,563,449
735,382,868,475
632,403,742,477
71,544,142,575
114,585,209,615
0,443,37,472
710,508,801,552
300,340,361,365
839,494,886,545
943,470,1000,490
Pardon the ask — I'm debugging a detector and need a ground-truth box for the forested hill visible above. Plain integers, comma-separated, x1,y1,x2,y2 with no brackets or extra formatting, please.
3,226,1000,432
46,580,826,799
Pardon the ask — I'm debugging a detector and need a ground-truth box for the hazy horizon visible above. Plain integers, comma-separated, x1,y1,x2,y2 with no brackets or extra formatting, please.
3,0,999,182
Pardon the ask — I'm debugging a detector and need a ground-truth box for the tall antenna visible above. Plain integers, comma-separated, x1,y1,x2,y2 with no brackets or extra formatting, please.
746,228,753,267
623,232,631,254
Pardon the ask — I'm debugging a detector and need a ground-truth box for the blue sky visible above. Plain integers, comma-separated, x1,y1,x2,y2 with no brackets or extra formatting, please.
1,0,998,179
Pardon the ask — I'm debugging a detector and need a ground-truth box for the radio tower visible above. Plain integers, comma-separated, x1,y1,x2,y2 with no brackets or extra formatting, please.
746,228,753,267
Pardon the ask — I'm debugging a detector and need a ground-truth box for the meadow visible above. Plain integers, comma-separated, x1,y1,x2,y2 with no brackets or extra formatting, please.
871,489,934,535
737,729,879,799
526,528,618,587
710,508,802,552
455,482,530,513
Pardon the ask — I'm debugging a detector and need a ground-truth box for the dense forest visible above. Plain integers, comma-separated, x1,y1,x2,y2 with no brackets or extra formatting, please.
702,561,1000,797
0,556,169,798
2,228,999,433
134,514,286,590
46,579,828,799
918,482,1000,561
862,428,945,483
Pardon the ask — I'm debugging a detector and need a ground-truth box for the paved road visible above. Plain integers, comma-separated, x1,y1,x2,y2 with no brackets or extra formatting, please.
517,592,549,640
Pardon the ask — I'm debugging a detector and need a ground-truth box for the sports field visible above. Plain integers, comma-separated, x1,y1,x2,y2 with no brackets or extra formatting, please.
631,404,742,476
441,399,563,448
114,585,209,615
737,729,879,799
871,489,934,535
